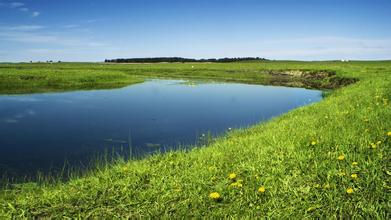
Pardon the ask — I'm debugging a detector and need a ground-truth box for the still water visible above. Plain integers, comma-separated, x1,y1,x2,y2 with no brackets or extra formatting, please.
0,80,322,178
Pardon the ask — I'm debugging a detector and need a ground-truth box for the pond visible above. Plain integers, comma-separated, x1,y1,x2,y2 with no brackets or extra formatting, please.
0,79,322,179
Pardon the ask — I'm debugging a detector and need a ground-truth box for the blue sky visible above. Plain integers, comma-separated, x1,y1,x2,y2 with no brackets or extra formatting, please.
0,0,391,61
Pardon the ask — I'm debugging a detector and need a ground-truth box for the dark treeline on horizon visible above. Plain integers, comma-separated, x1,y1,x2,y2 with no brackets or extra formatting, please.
104,57,268,63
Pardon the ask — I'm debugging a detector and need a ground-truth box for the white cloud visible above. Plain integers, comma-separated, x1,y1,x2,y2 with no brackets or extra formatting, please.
1,25,45,31
62,24,80,29
0,26,109,48
254,37,391,60
31,11,40,17
10,2,24,8
3,1,40,18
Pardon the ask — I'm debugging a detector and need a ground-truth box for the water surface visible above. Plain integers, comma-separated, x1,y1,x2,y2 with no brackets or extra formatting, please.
0,80,322,178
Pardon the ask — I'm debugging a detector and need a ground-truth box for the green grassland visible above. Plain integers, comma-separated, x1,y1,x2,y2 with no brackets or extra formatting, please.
0,61,390,218
0,61,357,94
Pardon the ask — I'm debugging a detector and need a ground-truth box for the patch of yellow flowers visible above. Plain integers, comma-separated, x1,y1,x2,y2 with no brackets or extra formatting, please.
230,182,243,188
209,192,221,201
228,173,237,180
210,173,267,202
337,155,345,161
370,140,382,149
258,186,266,193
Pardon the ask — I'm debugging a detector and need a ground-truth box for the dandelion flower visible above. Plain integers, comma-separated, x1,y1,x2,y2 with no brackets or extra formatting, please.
258,186,266,193
387,131,391,136
311,141,317,146
228,173,237,180
352,161,358,166
351,173,358,179
337,155,345,161
346,188,354,194
209,192,221,201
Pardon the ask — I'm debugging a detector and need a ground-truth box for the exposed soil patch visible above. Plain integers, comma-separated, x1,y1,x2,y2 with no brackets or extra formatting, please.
264,70,358,89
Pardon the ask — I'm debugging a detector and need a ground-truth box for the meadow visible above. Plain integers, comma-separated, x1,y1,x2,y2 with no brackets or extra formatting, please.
0,61,355,94
0,60,390,218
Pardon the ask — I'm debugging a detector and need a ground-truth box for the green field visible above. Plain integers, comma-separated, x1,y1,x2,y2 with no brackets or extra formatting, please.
0,61,390,218
0,61,355,94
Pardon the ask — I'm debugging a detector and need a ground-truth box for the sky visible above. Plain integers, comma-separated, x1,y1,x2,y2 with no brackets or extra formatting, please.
0,0,391,62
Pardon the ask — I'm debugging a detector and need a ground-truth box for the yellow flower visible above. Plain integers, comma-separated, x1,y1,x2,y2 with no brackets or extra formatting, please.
346,188,354,194
258,186,266,193
351,173,358,179
209,192,221,201
230,182,243,188
352,161,358,166
337,155,345,161
228,173,237,180
387,131,391,136
311,141,317,146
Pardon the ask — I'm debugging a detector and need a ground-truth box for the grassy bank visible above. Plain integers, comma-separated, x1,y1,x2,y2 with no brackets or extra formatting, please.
0,63,144,94
0,61,356,94
0,61,390,218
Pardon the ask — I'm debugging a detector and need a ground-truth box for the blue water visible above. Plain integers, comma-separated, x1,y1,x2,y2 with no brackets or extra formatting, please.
0,80,322,178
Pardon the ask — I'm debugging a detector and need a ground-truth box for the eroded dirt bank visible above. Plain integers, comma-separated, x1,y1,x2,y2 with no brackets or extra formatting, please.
264,70,358,89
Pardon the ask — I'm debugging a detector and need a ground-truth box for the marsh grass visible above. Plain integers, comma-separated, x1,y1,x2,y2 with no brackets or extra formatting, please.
0,61,390,218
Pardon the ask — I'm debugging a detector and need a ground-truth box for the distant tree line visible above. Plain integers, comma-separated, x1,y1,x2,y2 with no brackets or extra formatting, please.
104,57,268,63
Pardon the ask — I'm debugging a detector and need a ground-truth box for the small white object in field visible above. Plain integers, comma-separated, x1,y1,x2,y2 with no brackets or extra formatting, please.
191,66,194,68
